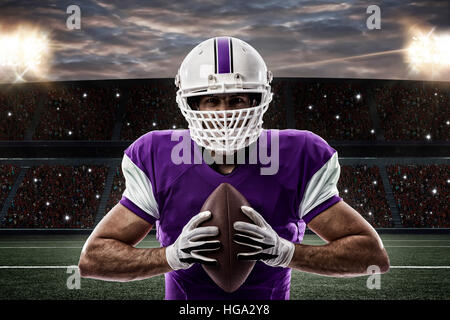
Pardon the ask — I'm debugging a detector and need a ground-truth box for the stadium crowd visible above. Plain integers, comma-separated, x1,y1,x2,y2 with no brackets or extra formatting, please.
105,166,125,214
0,89,39,140
1,165,107,228
292,82,376,141
375,85,449,141
121,83,187,140
33,85,119,140
387,164,449,228
338,165,393,228
0,164,19,209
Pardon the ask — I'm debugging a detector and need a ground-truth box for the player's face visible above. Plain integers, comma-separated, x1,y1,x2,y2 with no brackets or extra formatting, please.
197,94,253,111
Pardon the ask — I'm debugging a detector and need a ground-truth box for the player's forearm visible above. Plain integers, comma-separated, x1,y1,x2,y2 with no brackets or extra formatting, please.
288,234,390,277
78,237,172,281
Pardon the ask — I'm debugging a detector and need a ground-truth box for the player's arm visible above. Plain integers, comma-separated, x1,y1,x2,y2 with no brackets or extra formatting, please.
78,203,170,282
78,203,221,281
288,200,390,277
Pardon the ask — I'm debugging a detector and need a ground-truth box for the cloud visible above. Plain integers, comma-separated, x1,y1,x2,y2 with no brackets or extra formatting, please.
0,0,448,82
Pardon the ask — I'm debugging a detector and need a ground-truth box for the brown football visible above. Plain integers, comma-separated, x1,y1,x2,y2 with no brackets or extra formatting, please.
199,183,256,293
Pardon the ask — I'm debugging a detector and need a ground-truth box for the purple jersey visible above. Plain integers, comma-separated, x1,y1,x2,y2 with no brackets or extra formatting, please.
119,129,342,300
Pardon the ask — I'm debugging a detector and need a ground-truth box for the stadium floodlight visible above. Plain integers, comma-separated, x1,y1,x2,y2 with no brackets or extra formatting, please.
370,129,375,134
406,28,450,77
68,131,73,135
116,93,120,98
426,134,431,140
0,27,50,82
7,112,12,117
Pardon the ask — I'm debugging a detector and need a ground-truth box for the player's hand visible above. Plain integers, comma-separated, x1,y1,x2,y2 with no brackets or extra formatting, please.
165,210,221,270
233,206,295,268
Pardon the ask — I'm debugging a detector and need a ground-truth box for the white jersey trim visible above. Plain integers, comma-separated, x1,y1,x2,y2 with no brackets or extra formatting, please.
298,152,340,219
121,153,160,220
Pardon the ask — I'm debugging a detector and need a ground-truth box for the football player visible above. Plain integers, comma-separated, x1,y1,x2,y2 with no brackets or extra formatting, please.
78,37,389,299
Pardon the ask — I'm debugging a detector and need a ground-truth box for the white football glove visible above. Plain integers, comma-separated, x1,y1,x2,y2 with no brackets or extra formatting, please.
166,210,221,270
233,206,295,268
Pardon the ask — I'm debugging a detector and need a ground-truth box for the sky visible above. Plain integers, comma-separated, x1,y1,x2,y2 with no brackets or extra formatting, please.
0,0,449,83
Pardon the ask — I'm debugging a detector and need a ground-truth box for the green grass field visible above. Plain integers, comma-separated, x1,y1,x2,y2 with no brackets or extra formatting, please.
0,233,449,300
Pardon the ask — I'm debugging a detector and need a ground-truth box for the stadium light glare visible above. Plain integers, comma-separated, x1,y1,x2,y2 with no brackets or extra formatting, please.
116,93,120,98
356,93,361,100
308,105,313,110
46,202,50,206
0,27,50,82
88,168,92,173
65,215,70,221
83,93,87,98
446,120,449,125
373,180,377,185
335,115,340,120
68,131,72,135
7,112,12,117
406,28,450,77
152,122,156,127
370,129,375,134
426,134,431,140
447,179,450,184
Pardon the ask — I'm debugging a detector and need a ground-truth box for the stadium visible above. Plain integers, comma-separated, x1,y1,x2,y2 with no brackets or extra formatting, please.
0,0,449,306
0,77,448,300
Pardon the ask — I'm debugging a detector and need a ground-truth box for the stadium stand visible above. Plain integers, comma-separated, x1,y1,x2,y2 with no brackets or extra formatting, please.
0,164,19,208
0,89,39,140
338,165,394,228
387,164,449,228
105,165,125,214
291,81,376,141
374,85,450,141
120,83,186,141
33,85,119,140
1,165,108,228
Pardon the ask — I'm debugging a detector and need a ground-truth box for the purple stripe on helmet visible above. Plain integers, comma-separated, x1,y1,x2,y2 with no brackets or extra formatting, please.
216,37,231,74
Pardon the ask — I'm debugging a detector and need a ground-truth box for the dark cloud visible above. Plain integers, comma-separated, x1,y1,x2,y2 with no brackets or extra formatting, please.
0,0,449,82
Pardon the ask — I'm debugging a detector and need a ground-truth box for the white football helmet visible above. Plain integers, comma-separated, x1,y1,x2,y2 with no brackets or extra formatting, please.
175,36,273,155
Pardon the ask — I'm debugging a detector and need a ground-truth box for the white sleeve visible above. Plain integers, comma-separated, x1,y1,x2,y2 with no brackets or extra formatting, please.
121,153,159,220
298,152,341,219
